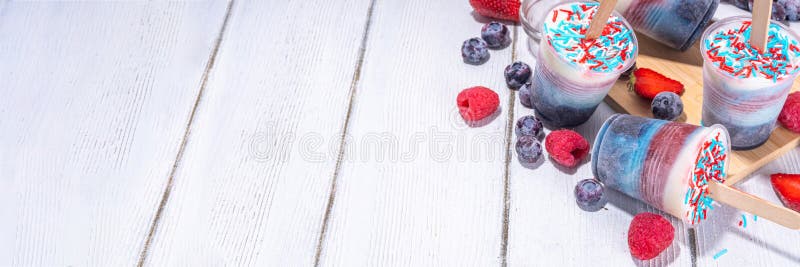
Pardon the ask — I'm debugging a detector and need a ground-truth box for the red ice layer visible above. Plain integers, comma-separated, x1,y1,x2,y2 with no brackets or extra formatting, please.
640,122,698,211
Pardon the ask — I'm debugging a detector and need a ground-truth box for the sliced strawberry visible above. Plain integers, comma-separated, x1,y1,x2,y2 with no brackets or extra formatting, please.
770,173,800,212
469,0,520,22
628,68,685,100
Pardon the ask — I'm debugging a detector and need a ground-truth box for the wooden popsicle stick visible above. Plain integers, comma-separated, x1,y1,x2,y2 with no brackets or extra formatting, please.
586,0,618,39
708,181,800,229
750,0,773,51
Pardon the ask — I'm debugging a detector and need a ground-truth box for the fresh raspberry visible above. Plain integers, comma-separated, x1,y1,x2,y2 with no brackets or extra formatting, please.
628,213,675,260
544,130,589,167
457,86,499,122
779,91,800,133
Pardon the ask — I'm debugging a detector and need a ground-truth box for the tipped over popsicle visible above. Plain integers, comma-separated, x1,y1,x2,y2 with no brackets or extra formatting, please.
592,114,800,229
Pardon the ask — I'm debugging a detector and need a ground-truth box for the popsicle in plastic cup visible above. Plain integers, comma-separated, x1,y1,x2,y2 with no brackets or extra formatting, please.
531,1,637,127
521,0,718,51
701,16,800,150
592,114,730,225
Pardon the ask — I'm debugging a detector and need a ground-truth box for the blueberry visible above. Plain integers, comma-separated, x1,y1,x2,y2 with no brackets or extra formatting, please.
462,38,490,65
515,115,543,137
504,61,532,89
519,82,533,108
481,21,511,49
516,135,543,163
651,92,683,121
574,179,607,212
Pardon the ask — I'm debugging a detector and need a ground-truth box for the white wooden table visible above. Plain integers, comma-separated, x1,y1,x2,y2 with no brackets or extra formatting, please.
1,1,798,266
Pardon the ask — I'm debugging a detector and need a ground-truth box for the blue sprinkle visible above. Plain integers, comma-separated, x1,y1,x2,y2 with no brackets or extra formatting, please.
754,215,758,221
741,214,747,228
543,2,633,73
713,249,728,260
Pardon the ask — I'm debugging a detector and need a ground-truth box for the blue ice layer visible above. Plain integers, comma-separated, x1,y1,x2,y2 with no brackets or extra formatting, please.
530,58,613,127
701,105,777,150
593,115,668,199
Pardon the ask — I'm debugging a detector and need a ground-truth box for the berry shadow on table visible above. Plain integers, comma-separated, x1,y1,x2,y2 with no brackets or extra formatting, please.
696,201,800,263
465,107,502,128
547,156,585,175
631,241,682,267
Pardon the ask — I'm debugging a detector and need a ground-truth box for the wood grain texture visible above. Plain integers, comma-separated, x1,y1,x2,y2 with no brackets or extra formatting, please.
505,32,695,266
605,34,800,185
314,1,514,266
707,181,800,230
141,0,374,265
694,148,800,265
0,2,229,266
749,0,773,51
586,0,618,39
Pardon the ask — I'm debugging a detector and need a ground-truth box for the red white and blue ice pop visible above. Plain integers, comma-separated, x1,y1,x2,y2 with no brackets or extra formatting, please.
592,114,730,225
701,17,800,150
530,2,637,127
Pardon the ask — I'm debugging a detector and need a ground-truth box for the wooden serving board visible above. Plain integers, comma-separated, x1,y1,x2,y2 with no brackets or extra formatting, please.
605,34,800,185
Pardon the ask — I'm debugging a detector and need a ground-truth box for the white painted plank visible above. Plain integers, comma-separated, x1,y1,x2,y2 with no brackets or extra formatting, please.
695,148,800,266
142,0,374,265
316,1,514,266
505,32,695,265
0,2,229,266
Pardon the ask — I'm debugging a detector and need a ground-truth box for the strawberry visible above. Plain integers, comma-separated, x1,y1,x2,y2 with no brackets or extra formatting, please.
628,68,685,100
770,173,800,212
469,0,520,22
